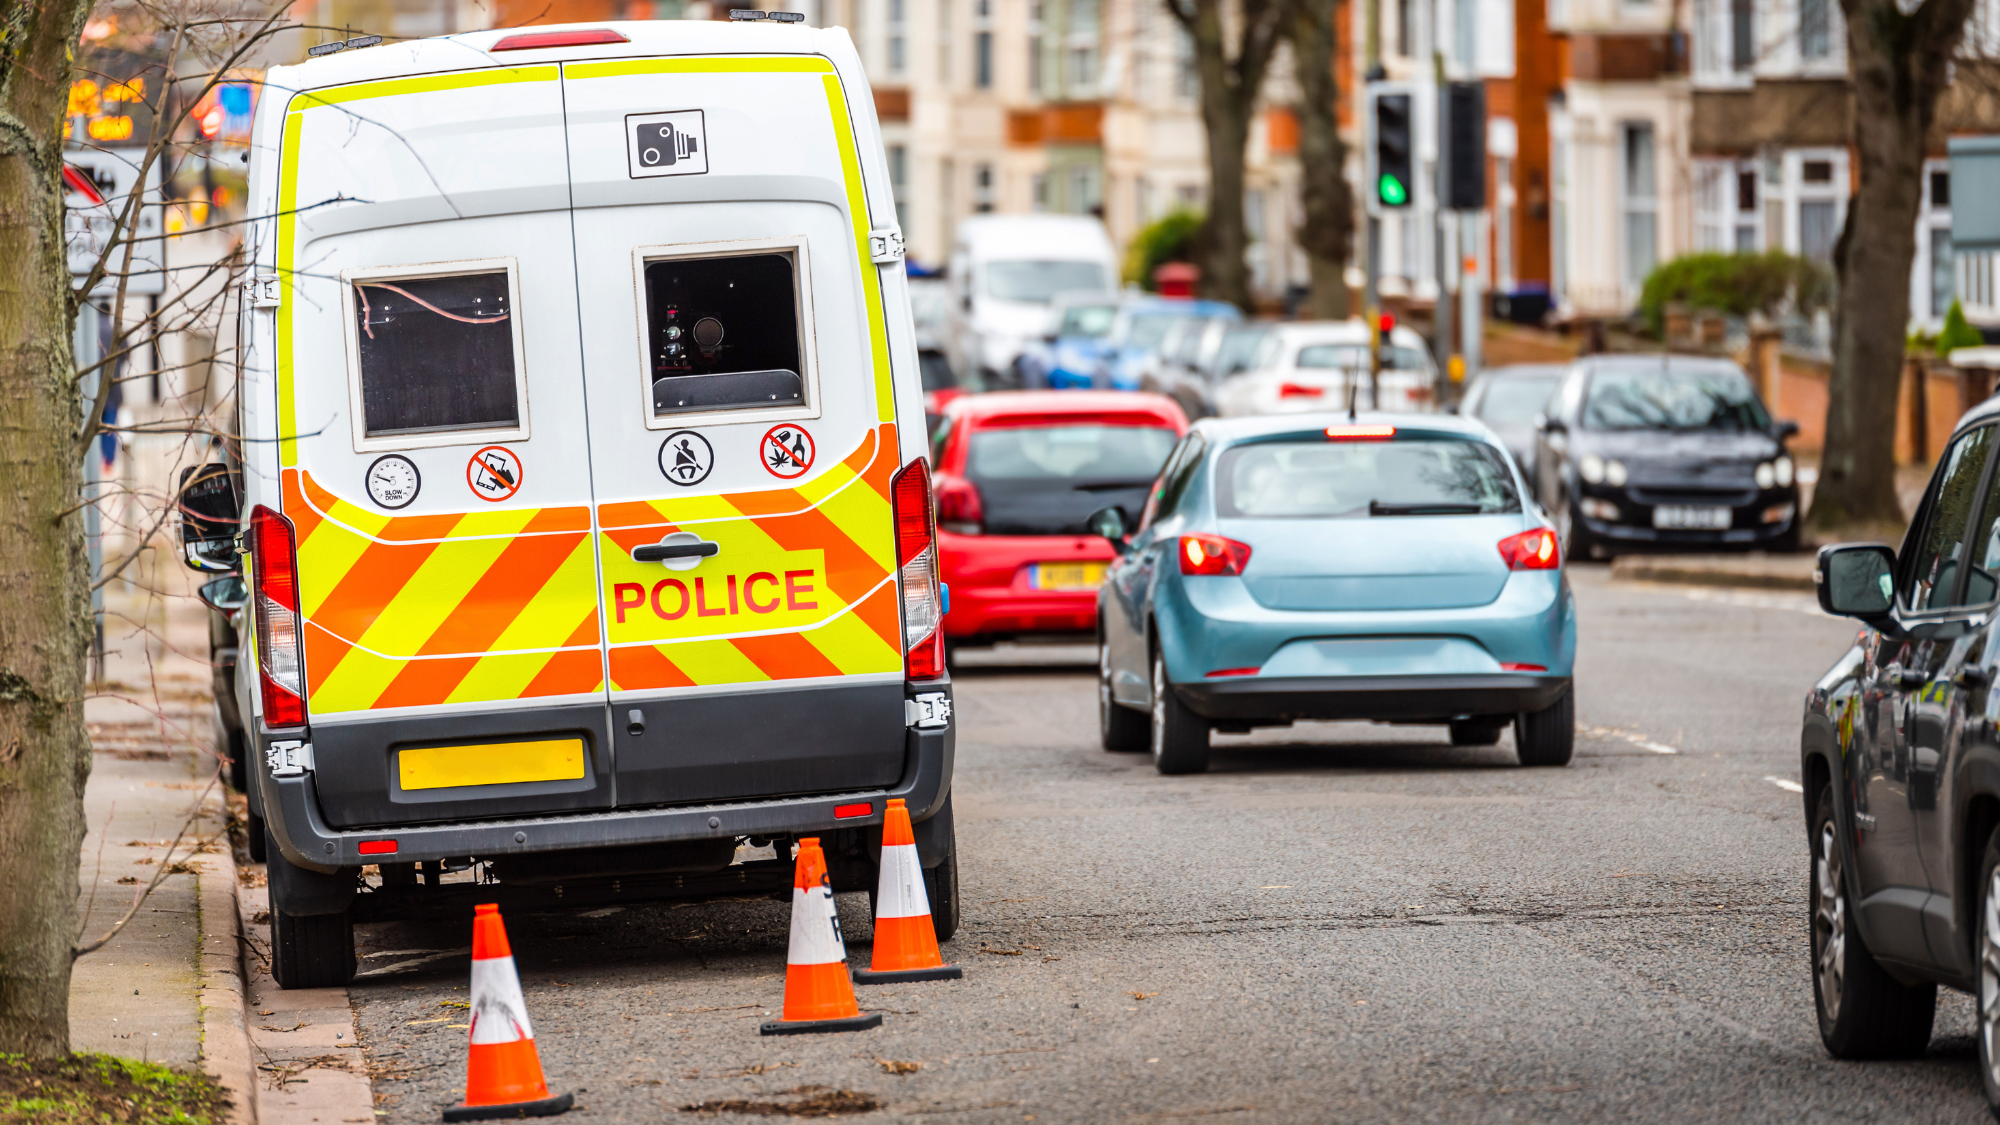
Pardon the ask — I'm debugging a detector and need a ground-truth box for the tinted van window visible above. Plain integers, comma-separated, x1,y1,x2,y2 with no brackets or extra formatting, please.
645,251,804,416
1216,438,1521,518
352,270,519,437
966,424,1179,535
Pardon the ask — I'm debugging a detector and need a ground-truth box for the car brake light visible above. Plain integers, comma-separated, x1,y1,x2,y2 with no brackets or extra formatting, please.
1206,666,1260,677
892,460,945,680
491,28,630,50
1501,663,1547,672
250,505,307,728
1326,425,1396,440
1278,382,1323,399
935,475,984,535
1180,533,1252,576
1497,528,1560,571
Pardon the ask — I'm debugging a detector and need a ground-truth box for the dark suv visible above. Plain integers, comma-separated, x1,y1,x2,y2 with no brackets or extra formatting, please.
1806,398,2000,1109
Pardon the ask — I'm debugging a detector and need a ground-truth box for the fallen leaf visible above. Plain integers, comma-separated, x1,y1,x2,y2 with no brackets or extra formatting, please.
1129,992,1158,1001
876,1059,922,1075
980,946,1022,956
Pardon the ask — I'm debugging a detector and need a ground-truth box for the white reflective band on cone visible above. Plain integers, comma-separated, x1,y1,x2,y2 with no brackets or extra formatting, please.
786,884,847,965
468,956,536,1045
875,843,931,920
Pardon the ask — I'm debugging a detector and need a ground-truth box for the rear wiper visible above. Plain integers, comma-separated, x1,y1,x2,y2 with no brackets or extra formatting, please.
1368,501,1486,516
1072,481,1146,492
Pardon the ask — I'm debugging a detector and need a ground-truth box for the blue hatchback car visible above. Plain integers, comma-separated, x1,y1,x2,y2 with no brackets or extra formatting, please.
1091,412,1578,774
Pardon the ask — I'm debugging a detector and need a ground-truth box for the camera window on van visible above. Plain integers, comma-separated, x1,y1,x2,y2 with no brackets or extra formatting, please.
353,271,519,437
644,252,804,416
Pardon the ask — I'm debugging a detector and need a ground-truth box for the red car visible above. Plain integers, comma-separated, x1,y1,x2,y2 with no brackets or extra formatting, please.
930,391,1188,655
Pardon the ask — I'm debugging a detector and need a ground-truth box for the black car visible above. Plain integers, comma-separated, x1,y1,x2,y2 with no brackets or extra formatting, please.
1530,355,1801,559
1804,399,2000,1108
1458,363,1567,486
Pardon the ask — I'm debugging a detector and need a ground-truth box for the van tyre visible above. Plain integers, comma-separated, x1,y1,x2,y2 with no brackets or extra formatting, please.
924,848,960,942
1449,720,1504,747
1100,634,1146,752
1514,688,1574,766
1151,649,1209,775
1813,783,1935,1058
268,901,356,990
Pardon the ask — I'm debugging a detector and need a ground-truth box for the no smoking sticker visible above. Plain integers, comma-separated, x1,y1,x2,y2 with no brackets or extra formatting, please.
761,425,815,480
467,446,523,502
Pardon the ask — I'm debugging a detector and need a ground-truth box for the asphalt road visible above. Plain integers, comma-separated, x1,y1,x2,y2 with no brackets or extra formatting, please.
347,567,1992,1124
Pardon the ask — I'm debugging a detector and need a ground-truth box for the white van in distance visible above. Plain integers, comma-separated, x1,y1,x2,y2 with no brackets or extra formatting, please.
942,213,1119,389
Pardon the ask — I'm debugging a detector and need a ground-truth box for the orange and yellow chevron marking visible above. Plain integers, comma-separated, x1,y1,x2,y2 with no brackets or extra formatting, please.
284,469,604,714
602,424,903,692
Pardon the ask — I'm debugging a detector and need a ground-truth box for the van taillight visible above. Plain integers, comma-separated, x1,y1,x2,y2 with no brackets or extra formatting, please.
934,475,983,535
250,505,307,728
892,460,945,681
490,28,630,50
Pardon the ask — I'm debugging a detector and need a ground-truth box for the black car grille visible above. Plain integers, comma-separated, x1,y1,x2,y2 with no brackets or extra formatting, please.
1626,486,1757,508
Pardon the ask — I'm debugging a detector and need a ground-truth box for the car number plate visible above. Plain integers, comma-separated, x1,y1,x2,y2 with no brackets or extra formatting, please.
1030,562,1106,591
1652,505,1732,530
398,738,586,791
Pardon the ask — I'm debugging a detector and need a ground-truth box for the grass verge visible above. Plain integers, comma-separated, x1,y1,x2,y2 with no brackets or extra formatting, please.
0,1052,228,1124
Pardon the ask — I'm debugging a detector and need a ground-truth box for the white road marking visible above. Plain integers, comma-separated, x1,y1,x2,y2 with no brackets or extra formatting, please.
1764,776,1804,794
353,946,472,978
1579,724,1679,754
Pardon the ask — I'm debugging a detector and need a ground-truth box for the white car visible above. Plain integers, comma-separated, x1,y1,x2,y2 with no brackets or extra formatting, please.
1214,320,1439,417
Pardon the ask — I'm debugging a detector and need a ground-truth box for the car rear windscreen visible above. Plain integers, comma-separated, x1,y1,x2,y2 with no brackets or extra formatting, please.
1216,439,1522,519
1295,343,1428,371
985,261,1111,303
1472,376,1561,425
967,424,1179,535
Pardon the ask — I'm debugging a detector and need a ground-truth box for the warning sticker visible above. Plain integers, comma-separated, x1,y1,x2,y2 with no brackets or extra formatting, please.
467,446,523,502
761,424,815,480
659,431,714,487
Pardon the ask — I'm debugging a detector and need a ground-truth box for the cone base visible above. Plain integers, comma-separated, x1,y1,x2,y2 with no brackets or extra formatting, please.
758,1012,884,1036
443,1091,574,1122
853,964,963,984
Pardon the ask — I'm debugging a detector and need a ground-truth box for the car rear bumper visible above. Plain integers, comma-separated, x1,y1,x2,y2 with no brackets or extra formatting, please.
940,532,1113,637
1176,673,1570,722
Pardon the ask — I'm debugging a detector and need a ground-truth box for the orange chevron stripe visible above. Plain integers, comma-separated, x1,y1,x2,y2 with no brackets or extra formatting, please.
851,578,903,654
300,471,467,541
314,537,443,644
750,505,884,614
599,499,669,529
604,524,678,555
372,655,479,710
303,622,350,696
608,644,695,691
414,532,587,656
853,424,895,501
282,470,325,544
521,647,605,697
731,632,844,680
561,610,600,649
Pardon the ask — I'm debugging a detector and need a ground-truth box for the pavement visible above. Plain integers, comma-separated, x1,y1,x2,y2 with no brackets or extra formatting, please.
325,566,1997,1123
1608,551,1815,591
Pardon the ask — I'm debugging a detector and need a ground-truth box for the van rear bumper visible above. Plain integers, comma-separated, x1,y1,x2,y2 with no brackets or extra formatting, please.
260,692,953,874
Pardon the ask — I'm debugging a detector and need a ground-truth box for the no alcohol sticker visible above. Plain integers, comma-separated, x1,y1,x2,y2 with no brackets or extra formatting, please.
761,424,815,480
659,431,714,486
467,446,523,502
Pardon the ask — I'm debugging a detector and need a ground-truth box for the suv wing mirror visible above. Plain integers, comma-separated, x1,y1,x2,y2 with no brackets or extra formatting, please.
1087,505,1131,554
176,464,242,573
1817,543,1898,627
1774,419,1801,441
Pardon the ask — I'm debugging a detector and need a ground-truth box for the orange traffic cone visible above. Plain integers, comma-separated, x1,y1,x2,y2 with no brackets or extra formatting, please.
444,904,572,1122
759,837,883,1036
854,799,962,984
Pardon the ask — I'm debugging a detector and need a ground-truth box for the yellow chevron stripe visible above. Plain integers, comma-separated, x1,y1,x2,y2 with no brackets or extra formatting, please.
666,639,771,686
356,536,516,657
445,650,560,705
296,520,373,620
309,631,407,714
814,476,896,574
801,601,901,675
490,537,600,652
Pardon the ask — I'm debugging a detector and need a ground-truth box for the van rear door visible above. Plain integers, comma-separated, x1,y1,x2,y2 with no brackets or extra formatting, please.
558,56,909,806
272,68,612,827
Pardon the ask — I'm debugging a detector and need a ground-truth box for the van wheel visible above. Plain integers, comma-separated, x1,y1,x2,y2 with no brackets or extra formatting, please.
1100,635,1146,752
268,901,356,990
225,727,249,793
1813,783,1935,1057
246,807,267,863
1151,649,1209,775
924,850,960,943
1514,688,1574,766
1449,720,1504,746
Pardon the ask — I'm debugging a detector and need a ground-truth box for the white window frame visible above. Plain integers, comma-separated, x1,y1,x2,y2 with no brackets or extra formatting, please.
1784,147,1847,263
338,256,532,454
626,235,822,432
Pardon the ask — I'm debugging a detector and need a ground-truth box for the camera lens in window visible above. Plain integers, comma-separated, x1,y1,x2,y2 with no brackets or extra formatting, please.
693,317,724,349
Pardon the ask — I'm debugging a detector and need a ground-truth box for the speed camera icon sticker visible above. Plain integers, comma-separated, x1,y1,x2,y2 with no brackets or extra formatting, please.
626,110,708,178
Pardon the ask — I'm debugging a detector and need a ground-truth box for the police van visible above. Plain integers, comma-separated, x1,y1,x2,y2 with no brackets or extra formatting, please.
186,18,956,988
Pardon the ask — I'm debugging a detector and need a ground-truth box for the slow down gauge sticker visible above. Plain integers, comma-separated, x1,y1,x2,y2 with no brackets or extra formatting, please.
761,424,814,480
365,454,420,509
467,446,523,502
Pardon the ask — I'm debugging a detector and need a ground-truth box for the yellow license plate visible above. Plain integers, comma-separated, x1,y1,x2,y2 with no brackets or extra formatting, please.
397,738,586,791
1032,562,1106,591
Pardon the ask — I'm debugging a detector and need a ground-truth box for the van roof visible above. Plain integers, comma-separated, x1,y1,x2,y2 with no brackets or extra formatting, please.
270,19,858,92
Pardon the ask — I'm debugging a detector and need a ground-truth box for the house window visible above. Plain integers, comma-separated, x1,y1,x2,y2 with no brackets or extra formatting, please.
974,163,995,212
889,0,906,72
1174,25,1196,97
1496,156,1516,288
1454,0,1475,68
1933,168,1952,209
1396,0,1414,57
1032,172,1048,211
1791,153,1844,265
1800,0,1831,58
937,0,952,82
1933,227,1956,320
1068,0,1100,90
1735,167,1758,250
1622,123,1658,291
888,143,909,233
343,261,527,449
1029,0,1044,94
1730,0,1754,71
975,31,992,86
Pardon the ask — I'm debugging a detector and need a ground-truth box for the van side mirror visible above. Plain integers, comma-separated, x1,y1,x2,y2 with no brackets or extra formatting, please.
1087,505,1130,553
176,464,241,572
197,575,247,615
1817,543,1897,624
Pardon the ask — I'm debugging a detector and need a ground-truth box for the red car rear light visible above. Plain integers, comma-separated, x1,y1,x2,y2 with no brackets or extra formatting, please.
250,505,307,728
1206,666,1260,677
1278,382,1323,399
1325,425,1396,440
935,475,984,535
1501,663,1547,672
1180,533,1252,576
1497,528,1561,571
893,460,945,680
491,28,629,50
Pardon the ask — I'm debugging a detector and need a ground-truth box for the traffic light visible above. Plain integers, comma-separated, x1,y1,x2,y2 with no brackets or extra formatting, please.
1373,90,1413,210
1440,81,1487,211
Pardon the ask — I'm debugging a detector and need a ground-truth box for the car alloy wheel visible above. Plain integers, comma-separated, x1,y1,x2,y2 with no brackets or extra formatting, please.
1150,655,1166,763
1814,820,1847,1024
1982,865,2000,1096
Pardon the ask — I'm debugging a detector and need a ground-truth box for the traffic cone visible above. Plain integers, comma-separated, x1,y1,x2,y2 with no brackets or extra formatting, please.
443,904,572,1122
759,837,883,1036
854,799,962,984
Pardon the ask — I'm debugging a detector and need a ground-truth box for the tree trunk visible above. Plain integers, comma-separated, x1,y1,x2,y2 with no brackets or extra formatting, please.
1289,0,1352,320
1809,0,1976,535
1198,103,1253,310
0,0,100,1056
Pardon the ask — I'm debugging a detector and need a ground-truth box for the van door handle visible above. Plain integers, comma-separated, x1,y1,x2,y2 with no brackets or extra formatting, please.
633,540,719,562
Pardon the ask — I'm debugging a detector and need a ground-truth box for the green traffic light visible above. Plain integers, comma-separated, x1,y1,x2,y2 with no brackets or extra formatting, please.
1378,174,1408,206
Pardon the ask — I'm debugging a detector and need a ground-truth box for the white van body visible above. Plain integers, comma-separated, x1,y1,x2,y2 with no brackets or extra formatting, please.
942,213,1118,387
1215,320,1440,417
231,20,956,986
